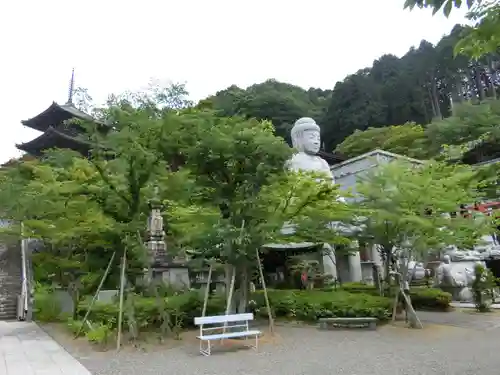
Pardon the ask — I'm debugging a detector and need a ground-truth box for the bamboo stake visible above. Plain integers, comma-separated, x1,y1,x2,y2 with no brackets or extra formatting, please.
116,248,127,351
224,267,236,315
221,266,236,340
75,251,116,338
202,263,213,317
256,248,275,335
391,288,399,322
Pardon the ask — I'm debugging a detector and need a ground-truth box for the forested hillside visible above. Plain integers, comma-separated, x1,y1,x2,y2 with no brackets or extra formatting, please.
199,24,500,154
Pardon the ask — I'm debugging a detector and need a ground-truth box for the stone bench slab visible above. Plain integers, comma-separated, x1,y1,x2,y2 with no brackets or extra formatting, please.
318,317,377,330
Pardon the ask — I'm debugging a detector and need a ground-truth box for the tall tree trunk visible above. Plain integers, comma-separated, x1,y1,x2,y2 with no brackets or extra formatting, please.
427,86,438,119
475,65,485,101
237,266,249,313
468,75,476,102
421,97,430,124
487,56,497,99
431,75,442,119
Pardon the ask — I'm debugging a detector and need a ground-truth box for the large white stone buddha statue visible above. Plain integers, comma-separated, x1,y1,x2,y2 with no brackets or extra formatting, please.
287,117,335,183
282,117,361,281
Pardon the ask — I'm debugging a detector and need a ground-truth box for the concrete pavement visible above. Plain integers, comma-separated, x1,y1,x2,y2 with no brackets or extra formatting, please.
0,320,91,375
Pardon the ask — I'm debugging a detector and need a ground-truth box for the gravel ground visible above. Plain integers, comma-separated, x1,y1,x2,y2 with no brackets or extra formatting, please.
45,311,500,375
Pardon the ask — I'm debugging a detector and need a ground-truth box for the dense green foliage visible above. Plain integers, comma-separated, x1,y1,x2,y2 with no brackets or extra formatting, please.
251,289,392,321
200,24,500,153
335,99,500,189
339,282,452,311
356,160,490,279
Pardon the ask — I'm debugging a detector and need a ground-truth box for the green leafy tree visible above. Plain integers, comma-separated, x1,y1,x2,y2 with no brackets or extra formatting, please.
335,123,431,159
199,79,331,145
0,83,194,292
356,160,491,327
166,112,353,311
404,0,500,58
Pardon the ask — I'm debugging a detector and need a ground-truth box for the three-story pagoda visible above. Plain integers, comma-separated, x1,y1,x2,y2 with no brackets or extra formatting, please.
16,71,99,157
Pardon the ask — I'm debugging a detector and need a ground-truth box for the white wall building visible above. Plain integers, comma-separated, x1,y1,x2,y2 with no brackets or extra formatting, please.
329,149,424,283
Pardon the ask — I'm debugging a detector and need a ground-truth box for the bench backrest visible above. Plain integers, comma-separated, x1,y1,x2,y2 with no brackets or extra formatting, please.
194,313,254,326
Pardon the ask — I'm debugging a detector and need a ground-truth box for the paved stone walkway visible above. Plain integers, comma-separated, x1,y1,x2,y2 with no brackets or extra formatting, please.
0,321,91,375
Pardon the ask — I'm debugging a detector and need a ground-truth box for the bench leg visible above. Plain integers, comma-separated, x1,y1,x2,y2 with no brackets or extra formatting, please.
199,339,211,356
368,322,377,330
254,334,258,351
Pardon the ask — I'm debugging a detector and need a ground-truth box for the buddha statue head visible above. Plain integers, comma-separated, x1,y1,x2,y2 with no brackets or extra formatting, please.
290,117,321,155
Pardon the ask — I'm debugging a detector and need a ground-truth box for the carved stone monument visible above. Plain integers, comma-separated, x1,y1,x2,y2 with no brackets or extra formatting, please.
146,196,167,264
144,193,190,289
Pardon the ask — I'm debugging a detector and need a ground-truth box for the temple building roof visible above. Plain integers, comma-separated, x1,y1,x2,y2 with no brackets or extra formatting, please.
16,127,91,157
318,150,347,165
461,138,500,166
21,102,95,132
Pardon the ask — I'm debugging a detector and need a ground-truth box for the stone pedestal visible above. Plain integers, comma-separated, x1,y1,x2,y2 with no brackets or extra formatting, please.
146,240,166,264
146,265,191,290
361,261,375,284
160,267,191,289
348,252,363,282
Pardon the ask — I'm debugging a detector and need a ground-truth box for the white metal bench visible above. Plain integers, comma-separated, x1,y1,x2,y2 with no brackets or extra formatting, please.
194,313,261,356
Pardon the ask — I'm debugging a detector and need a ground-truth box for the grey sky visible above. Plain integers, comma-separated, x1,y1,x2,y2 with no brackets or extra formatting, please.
0,0,469,163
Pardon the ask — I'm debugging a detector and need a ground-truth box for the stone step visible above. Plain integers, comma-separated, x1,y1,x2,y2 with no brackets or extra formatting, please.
0,305,17,311
0,313,18,320
0,305,17,312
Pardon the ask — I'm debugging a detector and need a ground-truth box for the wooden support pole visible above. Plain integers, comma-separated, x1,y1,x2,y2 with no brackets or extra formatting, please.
256,248,275,335
75,251,116,338
116,248,127,351
202,263,213,318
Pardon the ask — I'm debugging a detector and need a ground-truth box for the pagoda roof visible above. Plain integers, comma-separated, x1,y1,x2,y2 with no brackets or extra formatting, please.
16,127,91,157
21,102,95,132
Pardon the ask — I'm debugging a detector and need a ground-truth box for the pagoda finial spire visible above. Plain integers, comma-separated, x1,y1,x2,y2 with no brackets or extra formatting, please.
67,68,75,105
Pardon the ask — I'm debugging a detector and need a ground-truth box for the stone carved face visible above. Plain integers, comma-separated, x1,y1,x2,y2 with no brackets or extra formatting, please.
300,129,321,154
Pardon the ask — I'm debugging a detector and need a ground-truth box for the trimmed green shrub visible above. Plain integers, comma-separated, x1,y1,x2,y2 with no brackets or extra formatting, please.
339,282,380,296
77,290,226,330
250,289,392,321
409,288,451,311
337,283,452,311
34,284,62,322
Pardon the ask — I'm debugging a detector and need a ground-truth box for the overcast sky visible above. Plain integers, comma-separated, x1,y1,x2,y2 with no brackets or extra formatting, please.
0,0,469,163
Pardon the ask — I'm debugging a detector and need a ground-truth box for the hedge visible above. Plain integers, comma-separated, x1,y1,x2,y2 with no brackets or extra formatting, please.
76,289,393,328
409,288,452,311
337,282,451,311
76,290,227,330
250,289,392,321
48,286,448,335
